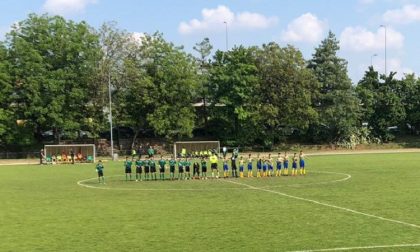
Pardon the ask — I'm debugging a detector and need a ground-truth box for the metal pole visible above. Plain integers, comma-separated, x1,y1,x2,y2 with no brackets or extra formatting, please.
371,53,377,67
380,25,387,75
224,21,228,51
108,71,114,160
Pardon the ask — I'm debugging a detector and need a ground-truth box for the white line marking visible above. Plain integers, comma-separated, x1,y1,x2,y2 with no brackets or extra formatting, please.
223,179,420,230
77,171,351,191
77,175,251,191
260,171,351,189
287,243,420,252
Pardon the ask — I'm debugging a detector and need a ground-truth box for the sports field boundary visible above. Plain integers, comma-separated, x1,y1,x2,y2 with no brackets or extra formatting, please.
286,243,420,252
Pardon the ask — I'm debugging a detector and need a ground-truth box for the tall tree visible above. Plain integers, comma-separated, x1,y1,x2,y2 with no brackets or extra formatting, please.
193,38,213,131
0,43,13,145
308,31,360,142
208,46,260,144
255,43,318,146
6,13,102,143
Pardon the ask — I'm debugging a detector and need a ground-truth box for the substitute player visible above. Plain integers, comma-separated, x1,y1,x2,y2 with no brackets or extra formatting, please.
247,154,253,177
124,156,132,181
299,150,306,175
96,160,105,183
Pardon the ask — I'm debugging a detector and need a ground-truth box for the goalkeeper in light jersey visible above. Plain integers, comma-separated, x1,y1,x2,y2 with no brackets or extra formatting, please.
299,150,306,175
96,160,105,183
247,154,253,177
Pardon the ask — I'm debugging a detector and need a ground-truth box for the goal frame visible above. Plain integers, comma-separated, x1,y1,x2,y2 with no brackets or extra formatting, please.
44,144,96,163
173,141,220,158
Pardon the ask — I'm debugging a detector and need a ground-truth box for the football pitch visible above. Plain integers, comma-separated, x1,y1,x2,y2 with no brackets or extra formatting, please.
1,152,420,252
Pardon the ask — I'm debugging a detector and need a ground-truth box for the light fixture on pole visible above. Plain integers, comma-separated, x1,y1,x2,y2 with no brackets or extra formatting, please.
379,25,387,75
371,53,377,67
223,21,228,51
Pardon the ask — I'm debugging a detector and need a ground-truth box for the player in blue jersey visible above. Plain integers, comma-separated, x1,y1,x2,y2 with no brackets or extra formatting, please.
267,153,274,177
223,158,229,178
283,152,289,176
239,156,244,178
257,155,262,178
292,153,298,176
247,154,253,177
262,157,268,177
299,150,306,175
276,153,283,177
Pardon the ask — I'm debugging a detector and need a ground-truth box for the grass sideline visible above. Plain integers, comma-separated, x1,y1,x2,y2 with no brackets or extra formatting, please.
1,152,420,251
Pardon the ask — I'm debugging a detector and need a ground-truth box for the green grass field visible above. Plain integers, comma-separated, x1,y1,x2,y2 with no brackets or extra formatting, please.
1,152,420,252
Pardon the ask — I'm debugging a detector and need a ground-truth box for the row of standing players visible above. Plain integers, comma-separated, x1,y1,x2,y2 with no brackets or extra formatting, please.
94,151,306,183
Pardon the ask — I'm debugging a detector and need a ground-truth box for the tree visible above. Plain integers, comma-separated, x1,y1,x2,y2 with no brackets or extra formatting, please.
255,43,318,146
193,38,213,131
208,46,260,144
0,43,13,145
136,33,199,139
6,13,102,143
308,31,360,142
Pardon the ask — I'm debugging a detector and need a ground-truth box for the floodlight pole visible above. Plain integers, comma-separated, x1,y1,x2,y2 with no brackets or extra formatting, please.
371,53,377,67
108,71,114,160
224,21,228,51
380,25,387,75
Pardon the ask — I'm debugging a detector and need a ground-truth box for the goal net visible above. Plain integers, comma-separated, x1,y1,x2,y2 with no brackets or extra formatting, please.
174,141,220,158
44,144,96,164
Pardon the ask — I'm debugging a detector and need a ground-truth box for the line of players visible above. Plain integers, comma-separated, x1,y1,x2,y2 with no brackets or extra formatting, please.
122,151,306,181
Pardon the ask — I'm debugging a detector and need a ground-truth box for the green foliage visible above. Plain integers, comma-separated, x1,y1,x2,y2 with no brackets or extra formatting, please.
6,13,102,142
308,31,360,143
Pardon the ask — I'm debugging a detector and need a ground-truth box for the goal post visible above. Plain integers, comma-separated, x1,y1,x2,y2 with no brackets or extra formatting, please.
174,141,220,158
44,144,96,163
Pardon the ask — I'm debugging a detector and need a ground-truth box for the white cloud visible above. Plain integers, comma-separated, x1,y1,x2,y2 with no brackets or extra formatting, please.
371,58,413,78
340,26,404,52
383,4,420,24
43,0,97,15
178,5,278,34
280,13,327,43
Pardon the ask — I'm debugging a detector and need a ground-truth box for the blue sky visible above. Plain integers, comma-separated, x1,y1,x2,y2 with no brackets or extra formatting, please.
1,0,420,83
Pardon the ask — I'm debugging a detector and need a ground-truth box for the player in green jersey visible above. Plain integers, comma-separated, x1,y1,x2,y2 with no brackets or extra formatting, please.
158,155,166,180
96,160,105,183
